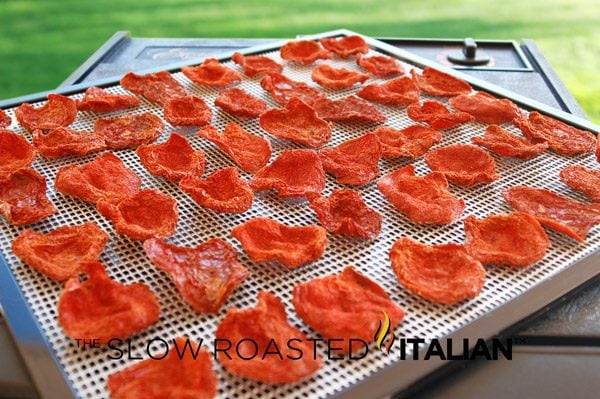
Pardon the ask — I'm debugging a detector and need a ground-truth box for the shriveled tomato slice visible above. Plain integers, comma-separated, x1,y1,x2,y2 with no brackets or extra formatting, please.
410,67,472,97
250,149,325,197
356,54,405,77
214,87,267,119
320,35,369,57
259,97,331,148
307,189,382,240
449,92,521,124
120,70,187,107
407,100,474,130
373,125,441,159
311,64,369,89
260,72,327,106
293,266,404,353
425,144,499,186
232,52,283,77
390,237,485,305
32,127,106,159
137,133,205,182
280,40,330,64
182,58,241,87
514,112,596,155
12,222,109,281
313,95,386,123
15,94,77,132
164,95,212,127
55,152,141,204
357,76,420,107
76,87,140,113
503,186,600,242
0,168,56,226
377,165,465,224
94,112,164,150
471,125,548,160
0,129,36,176
231,217,328,268
58,262,160,344
464,213,549,268
107,337,217,399
179,167,253,213
319,133,382,185
560,166,600,202
597,139,600,163
0,109,12,128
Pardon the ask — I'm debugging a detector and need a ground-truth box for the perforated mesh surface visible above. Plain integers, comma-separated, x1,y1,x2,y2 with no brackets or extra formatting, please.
1,45,599,399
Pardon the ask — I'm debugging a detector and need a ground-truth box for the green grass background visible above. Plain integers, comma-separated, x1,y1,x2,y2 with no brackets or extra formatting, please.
1,0,598,122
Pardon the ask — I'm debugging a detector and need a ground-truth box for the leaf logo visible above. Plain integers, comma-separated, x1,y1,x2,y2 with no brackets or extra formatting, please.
374,310,395,354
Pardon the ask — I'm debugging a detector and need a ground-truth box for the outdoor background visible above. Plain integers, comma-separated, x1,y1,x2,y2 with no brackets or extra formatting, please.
0,0,598,122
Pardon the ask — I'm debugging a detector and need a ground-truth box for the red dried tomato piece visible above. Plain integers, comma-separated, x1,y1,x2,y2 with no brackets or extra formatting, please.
197,123,271,173
15,94,77,132
163,95,212,127
390,237,485,305
55,152,141,204
260,72,327,106
319,133,382,185
407,100,474,130
357,76,420,107
58,262,160,344
232,52,283,77
377,165,465,224
0,129,36,177
313,95,386,123
179,167,253,213
280,40,330,65
307,189,382,240
373,125,441,159
449,92,521,124
293,266,404,354
259,97,332,148
471,124,548,160
231,217,328,268
514,112,596,155
214,87,267,119
597,139,600,163
311,64,369,89
320,35,369,58
356,54,405,77
560,166,600,202
120,71,187,107
144,238,249,313
411,67,472,97
94,112,164,150
503,186,600,242
250,149,325,197
12,222,109,281
464,213,549,268
137,133,205,182
97,189,178,241
425,144,499,186
0,168,56,226
182,58,241,87
0,109,11,128
32,127,106,159
76,86,140,113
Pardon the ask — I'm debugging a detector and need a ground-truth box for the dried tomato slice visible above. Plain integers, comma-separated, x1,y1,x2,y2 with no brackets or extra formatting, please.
311,64,369,89
319,133,382,185
163,95,212,127
107,337,217,399
12,222,109,281
179,167,253,213
320,35,369,58
58,262,160,344
356,54,405,77
97,189,178,241
464,213,549,268
425,144,499,186
197,123,271,173
390,237,485,305
55,152,141,204
0,168,56,226
560,166,600,202
32,127,106,159
0,129,36,177
597,139,600,163
313,95,386,123
232,52,283,77
76,87,140,113
0,109,11,128
144,238,249,313
120,70,187,107
373,125,441,159
250,149,325,197
214,87,267,119
293,266,404,353
471,124,548,160
137,133,205,182
260,72,327,106
259,97,332,148
231,217,328,268
407,100,474,130
15,94,77,132
94,112,164,150
307,189,382,240
182,58,241,87
357,76,420,107
513,112,596,155
280,40,330,64
448,92,521,124
502,186,600,242
377,165,465,224
410,67,472,97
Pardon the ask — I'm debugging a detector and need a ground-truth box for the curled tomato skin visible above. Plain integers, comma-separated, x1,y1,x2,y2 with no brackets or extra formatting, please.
76,87,140,113
280,40,330,64
313,95,387,123
32,127,106,159
448,92,521,124
164,95,212,127
357,76,420,107
407,100,474,130
373,125,441,159
410,67,472,97
0,129,37,177
0,109,11,128
0,168,57,226
94,112,164,150
471,125,548,160
214,87,267,119
232,52,283,77
311,64,369,90
260,72,326,107
120,70,187,107
425,144,499,186
320,35,369,58
356,54,405,77
560,165,600,202
182,58,241,87
15,94,77,132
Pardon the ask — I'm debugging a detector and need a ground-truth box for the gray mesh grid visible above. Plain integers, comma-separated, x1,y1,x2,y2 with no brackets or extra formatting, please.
0,46,599,399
